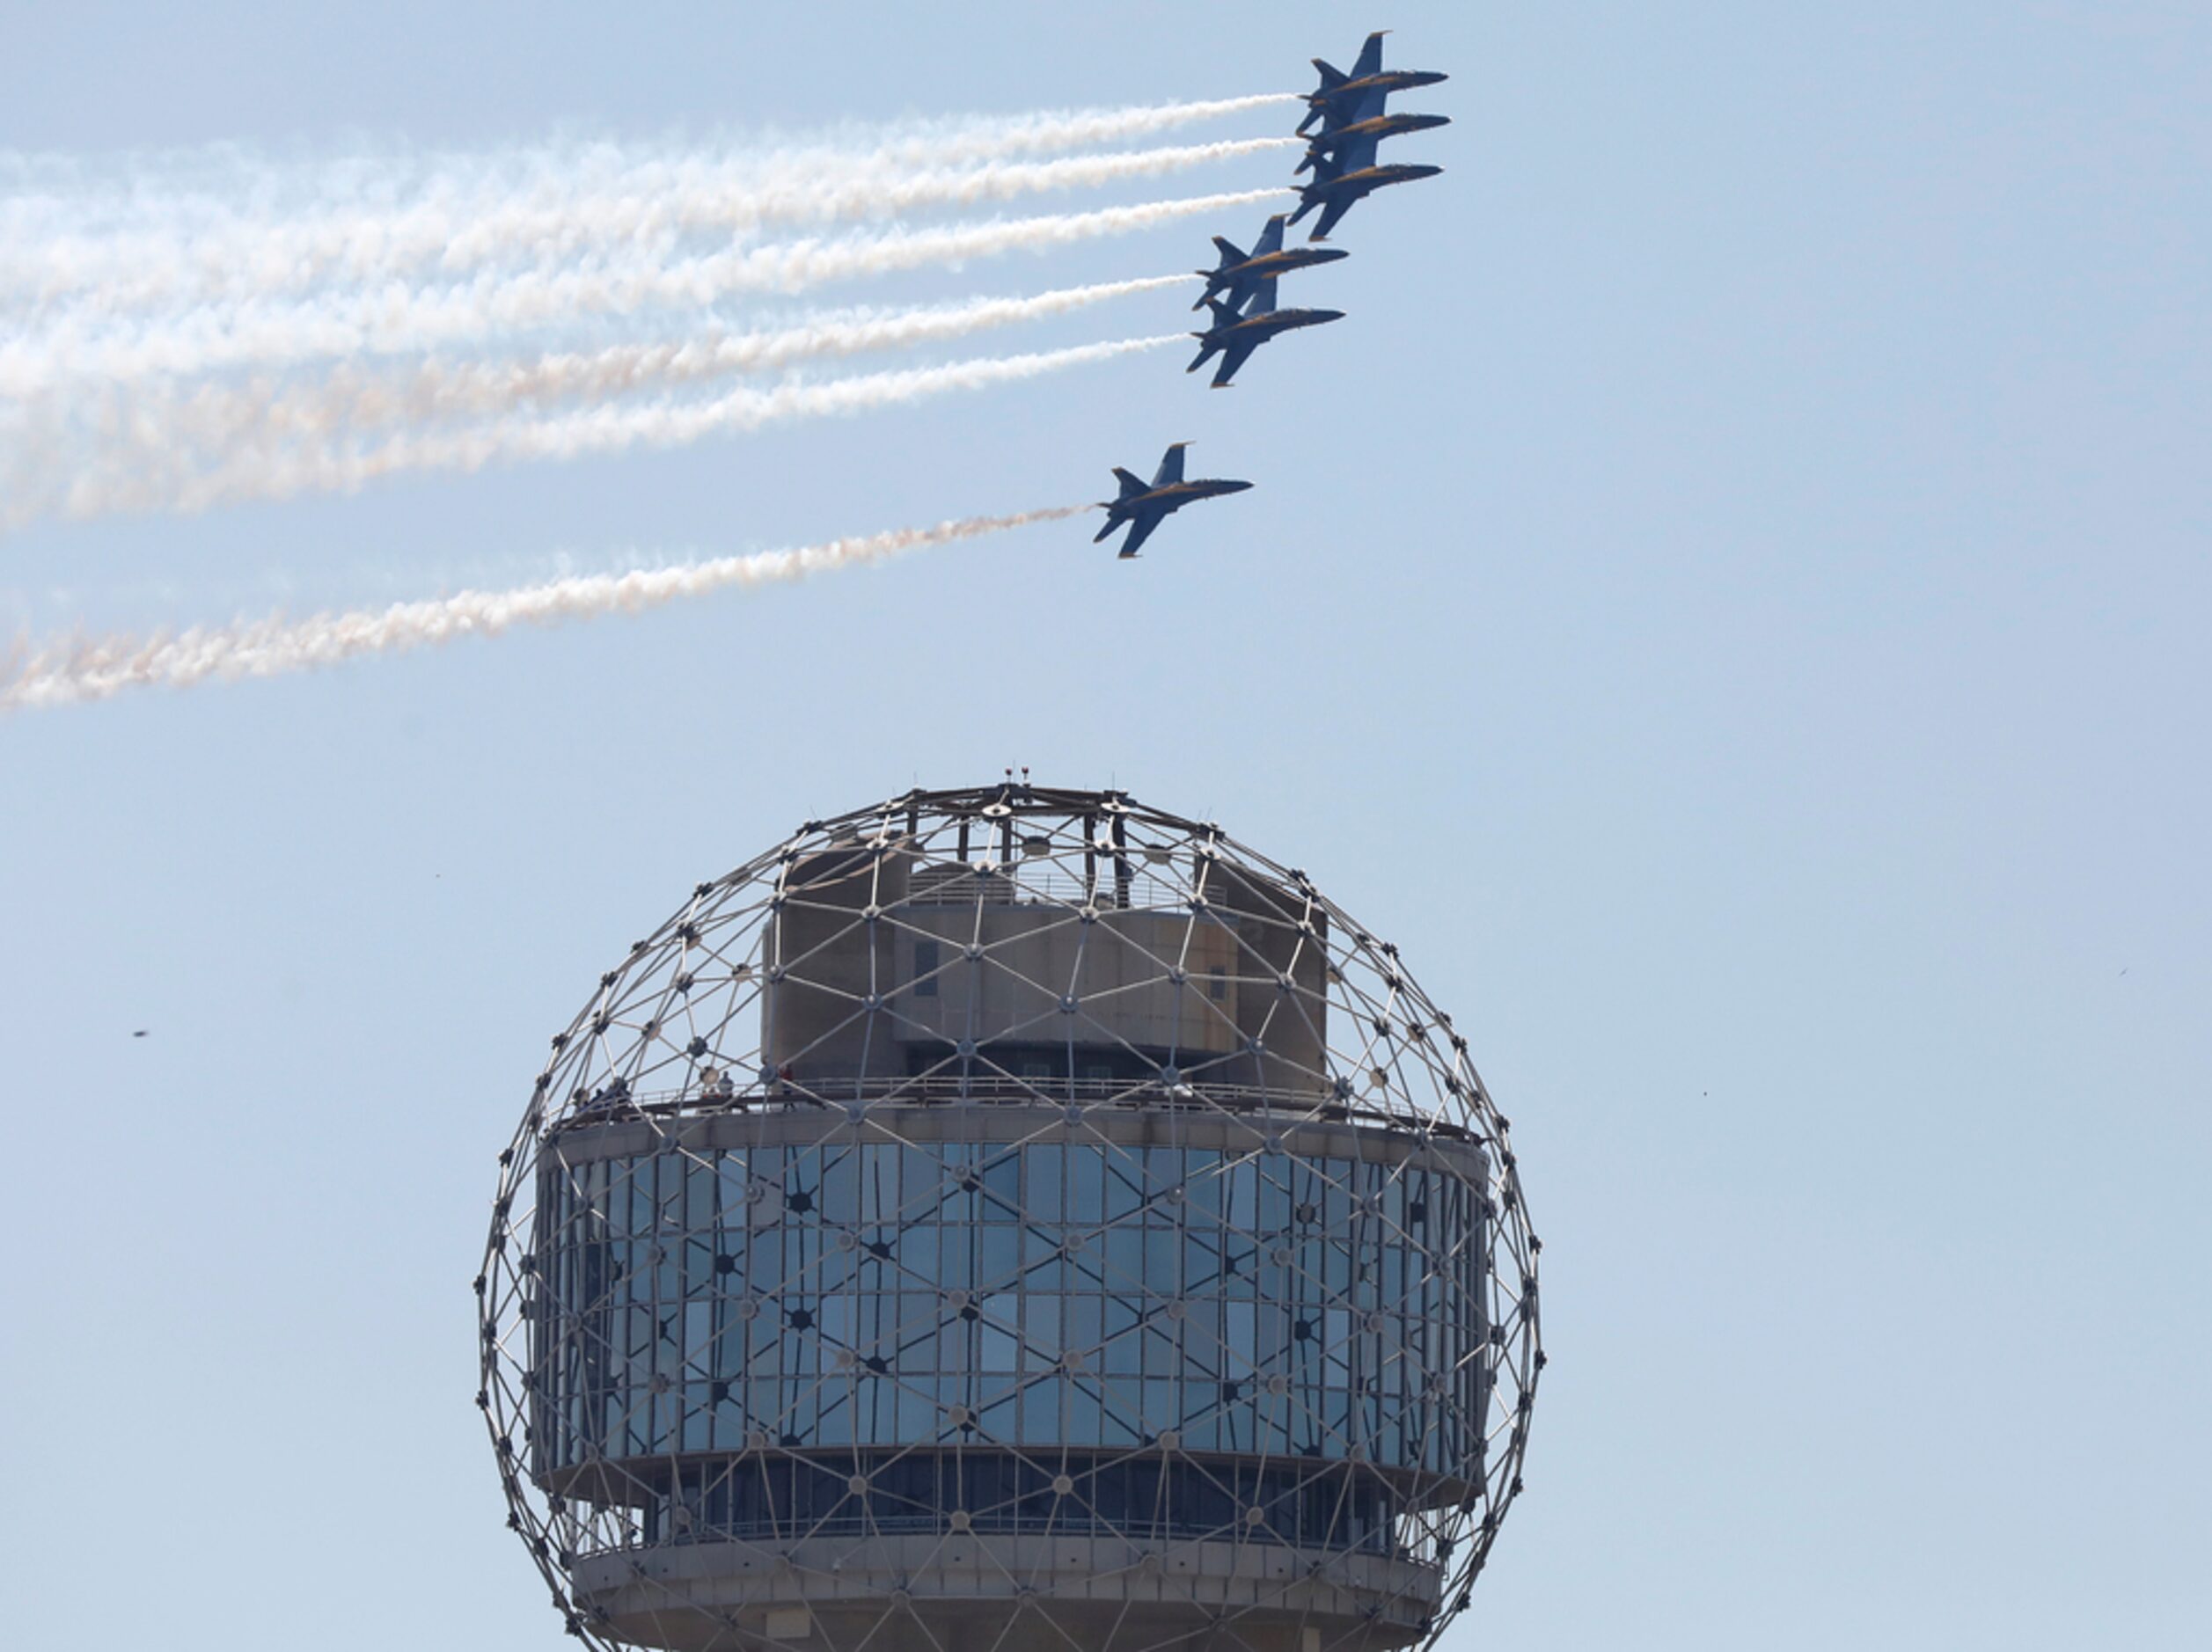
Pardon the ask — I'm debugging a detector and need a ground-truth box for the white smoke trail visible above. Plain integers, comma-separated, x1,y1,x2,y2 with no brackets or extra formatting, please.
27,275,1192,474
4,97,1300,314
0,506,1088,711
60,335,1183,521
0,187,1291,394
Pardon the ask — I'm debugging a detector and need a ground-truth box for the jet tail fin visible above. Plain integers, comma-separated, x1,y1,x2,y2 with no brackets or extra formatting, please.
1289,157,1339,226
1296,62,1345,135
1210,235,1246,266
1111,467,1147,500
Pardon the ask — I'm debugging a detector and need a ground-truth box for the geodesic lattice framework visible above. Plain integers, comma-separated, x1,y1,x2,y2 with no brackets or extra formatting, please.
479,783,1541,1652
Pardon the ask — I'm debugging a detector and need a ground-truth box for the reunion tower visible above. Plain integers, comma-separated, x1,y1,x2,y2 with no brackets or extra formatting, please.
479,782,1542,1652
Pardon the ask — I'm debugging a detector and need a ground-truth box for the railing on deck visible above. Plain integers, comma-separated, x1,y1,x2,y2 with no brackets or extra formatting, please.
553,1072,1471,1142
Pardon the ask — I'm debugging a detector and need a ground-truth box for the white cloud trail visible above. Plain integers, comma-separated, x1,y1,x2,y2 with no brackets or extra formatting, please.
1,94,1299,311
39,333,1185,523
32,274,1191,470
1,507,1087,712
0,187,1292,393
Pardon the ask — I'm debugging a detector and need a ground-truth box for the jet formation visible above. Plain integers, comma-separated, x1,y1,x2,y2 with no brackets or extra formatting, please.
1290,32,1450,240
1095,31,1446,559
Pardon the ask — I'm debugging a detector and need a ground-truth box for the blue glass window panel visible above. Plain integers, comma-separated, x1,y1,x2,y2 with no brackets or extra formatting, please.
896,1383,934,1438
1024,1293,1059,1357
622,1169,652,1237
682,1237,715,1297
1102,1326,1141,1375
1067,1153,1104,1224
1141,1326,1180,1376
978,1224,1021,1285
820,1151,856,1221
685,1160,715,1229
1101,1378,1141,1444
978,1389,1019,1437
1027,1144,1063,1219
1103,1292,1140,1337
1144,1226,1178,1292
1103,1227,1142,1287
1103,1156,1144,1221
1224,1241,1256,1297
942,1185,977,1230
941,1229,975,1289
897,1224,938,1282
1185,1152,1222,1217
1065,1294,1102,1353
1183,1229,1219,1289
979,1322,1018,1375
858,1144,893,1221
898,1145,938,1206
1066,1379,1102,1443
1225,1301,1256,1368
1021,1377,1057,1441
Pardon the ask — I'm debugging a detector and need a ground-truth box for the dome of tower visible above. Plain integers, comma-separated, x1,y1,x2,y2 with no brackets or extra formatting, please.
480,782,1542,1652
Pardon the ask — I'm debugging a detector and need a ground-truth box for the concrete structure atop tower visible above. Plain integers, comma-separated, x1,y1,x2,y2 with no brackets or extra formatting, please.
480,785,1542,1652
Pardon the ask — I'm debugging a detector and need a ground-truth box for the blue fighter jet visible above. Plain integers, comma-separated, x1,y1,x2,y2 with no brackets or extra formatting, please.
1187,276,1344,388
1289,140,1443,241
1297,31,1449,135
1093,442,1252,559
1295,108,1451,173
1193,214,1349,311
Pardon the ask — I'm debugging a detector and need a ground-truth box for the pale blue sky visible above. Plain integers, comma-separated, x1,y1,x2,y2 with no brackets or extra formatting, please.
2,4,2208,1648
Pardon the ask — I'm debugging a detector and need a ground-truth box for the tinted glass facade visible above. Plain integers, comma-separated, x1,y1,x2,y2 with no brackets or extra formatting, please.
533,1131,1490,1485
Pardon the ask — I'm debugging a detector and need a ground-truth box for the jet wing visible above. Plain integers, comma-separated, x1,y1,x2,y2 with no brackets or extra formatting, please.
1307,194,1357,242
1151,443,1187,487
1117,511,1161,559
1210,338,1260,388
1298,62,1345,134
